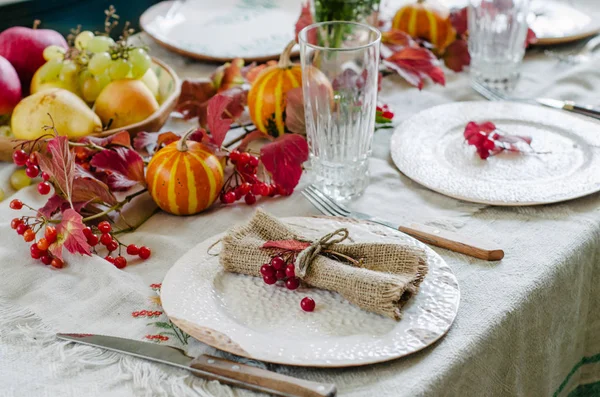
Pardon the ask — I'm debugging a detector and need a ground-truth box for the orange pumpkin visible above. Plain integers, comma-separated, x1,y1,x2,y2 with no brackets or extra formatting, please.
248,40,303,137
146,130,224,215
392,0,456,51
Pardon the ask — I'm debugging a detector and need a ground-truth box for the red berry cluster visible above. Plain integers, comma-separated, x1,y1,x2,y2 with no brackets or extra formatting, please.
376,104,394,122
145,334,168,341
86,221,151,269
220,150,289,205
260,255,315,312
12,149,52,195
10,200,63,268
132,310,162,318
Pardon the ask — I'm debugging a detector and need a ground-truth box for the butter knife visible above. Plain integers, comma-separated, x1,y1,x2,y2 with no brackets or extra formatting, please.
56,333,336,397
536,98,600,120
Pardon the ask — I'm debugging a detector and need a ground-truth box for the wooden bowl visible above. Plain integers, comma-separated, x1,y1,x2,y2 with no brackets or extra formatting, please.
0,57,180,161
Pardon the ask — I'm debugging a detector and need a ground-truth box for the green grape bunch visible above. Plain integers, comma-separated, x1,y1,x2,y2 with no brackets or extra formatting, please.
36,5,152,103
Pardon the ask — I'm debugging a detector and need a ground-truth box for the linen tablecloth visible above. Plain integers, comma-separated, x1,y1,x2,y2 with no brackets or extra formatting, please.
2,17,600,397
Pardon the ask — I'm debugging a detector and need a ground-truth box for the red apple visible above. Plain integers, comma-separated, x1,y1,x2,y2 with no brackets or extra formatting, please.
0,22,67,91
0,55,21,115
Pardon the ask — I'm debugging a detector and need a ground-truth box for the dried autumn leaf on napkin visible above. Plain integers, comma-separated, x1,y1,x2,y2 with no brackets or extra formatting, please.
36,135,75,207
260,134,309,192
262,239,311,251
443,39,471,72
90,147,146,190
383,47,445,89
49,209,91,260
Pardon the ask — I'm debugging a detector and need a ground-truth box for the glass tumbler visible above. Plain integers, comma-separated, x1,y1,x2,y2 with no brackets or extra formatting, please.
299,21,381,200
468,0,530,91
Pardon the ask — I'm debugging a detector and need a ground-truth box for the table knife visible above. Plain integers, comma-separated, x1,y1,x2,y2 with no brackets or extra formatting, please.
536,98,600,120
56,333,336,397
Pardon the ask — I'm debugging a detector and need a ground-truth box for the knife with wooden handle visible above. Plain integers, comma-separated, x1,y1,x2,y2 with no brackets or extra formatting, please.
57,333,336,397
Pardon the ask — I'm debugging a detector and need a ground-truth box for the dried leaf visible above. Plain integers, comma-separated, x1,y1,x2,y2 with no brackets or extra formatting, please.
383,47,445,89
525,28,537,48
80,130,131,148
260,134,309,191
211,58,245,92
295,2,315,43
244,61,276,83
263,239,311,251
443,39,471,72
176,78,218,120
90,147,146,190
38,194,67,218
381,29,415,51
449,7,468,36
71,173,117,206
156,131,181,149
49,208,91,260
206,94,233,148
464,120,533,159
236,129,270,152
36,135,76,207
284,87,305,135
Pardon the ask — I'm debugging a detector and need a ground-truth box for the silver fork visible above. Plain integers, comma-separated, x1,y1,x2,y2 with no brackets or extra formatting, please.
471,80,533,103
302,185,504,261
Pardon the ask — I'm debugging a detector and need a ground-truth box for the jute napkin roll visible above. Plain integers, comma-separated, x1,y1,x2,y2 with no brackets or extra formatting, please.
220,209,428,320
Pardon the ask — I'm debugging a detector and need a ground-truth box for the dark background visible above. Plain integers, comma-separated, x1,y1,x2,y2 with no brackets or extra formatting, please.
0,0,159,35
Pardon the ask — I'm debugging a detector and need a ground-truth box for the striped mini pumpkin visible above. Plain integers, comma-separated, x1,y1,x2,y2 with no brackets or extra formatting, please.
146,136,224,216
248,40,302,137
392,0,456,51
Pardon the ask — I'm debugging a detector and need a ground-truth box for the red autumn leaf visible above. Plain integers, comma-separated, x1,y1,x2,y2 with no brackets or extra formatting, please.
80,130,131,148
90,147,146,190
381,30,415,52
176,78,218,120
525,28,537,48
71,170,117,206
36,135,76,207
295,2,315,43
260,134,309,191
443,39,471,72
285,87,305,135
263,239,311,252
49,208,91,260
245,60,277,84
449,7,468,36
235,129,270,152
464,120,533,159
211,58,245,92
156,131,181,149
383,47,445,89
206,94,234,148
38,194,68,218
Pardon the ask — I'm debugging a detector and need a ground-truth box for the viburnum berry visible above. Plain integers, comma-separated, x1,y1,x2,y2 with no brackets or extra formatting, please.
25,165,39,178
45,226,57,244
10,218,22,229
229,150,240,163
106,240,119,252
40,254,52,266
126,244,139,255
114,256,127,269
9,199,23,210
37,237,49,251
285,264,295,279
100,233,113,246
30,244,42,259
51,258,64,269
248,155,259,168
238,182,251,195
237,152,251,165
271,256,285,270
300,297,315,312
244,193,256,205
260,264,275,277
41,172,50,181
16,223,27,235
87,234,99,246
285,277,300,290
83,227,93,239
220,191,236,204
104,255,115,264
28,153,38,166
98,221,112,234
12,149,28,166
275,269,286,280
23,229,35,242
138,246,151,260
263,274,277,285
37,181,51,195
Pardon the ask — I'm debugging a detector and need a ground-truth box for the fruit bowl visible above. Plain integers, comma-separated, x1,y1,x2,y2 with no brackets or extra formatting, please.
0,57,180,161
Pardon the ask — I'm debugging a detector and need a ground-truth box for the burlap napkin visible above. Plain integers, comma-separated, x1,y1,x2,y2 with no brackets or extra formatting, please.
220,209,428,320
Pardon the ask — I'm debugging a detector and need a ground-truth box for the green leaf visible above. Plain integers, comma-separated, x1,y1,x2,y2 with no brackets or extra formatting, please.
148,321,172,329
159,331,177,336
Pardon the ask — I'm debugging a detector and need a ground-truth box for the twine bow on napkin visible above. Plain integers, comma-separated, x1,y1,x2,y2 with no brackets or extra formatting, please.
220,209,428,320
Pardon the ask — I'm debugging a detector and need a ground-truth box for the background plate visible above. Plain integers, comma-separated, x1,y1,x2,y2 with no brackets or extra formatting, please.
391,101,600,206
161,216,460,367
140,0,300,62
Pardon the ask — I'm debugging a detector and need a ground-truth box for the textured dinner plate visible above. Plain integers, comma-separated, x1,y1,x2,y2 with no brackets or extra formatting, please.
161,216,460,367
391,101,600,206
140,0,300,62
529,0,600,45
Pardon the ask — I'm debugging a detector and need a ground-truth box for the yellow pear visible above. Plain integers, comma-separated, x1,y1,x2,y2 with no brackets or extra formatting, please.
11,88,102,140
94,79,159,129
140,68,160,100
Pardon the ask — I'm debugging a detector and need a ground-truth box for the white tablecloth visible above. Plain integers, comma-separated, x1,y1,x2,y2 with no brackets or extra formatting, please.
2,16,600,397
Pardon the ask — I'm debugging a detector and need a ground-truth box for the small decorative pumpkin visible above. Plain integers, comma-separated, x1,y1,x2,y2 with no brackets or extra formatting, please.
392,0,456,51
146,130,224,215
247,40,303,137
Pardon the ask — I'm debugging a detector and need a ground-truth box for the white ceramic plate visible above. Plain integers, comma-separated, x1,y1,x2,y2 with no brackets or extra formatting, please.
529,0,600,45
161,216,460,367
391,101,600,206
140,0,300,62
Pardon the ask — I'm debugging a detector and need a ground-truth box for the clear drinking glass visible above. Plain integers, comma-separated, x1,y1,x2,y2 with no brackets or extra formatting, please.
299,21,381,200
468,0,531,91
